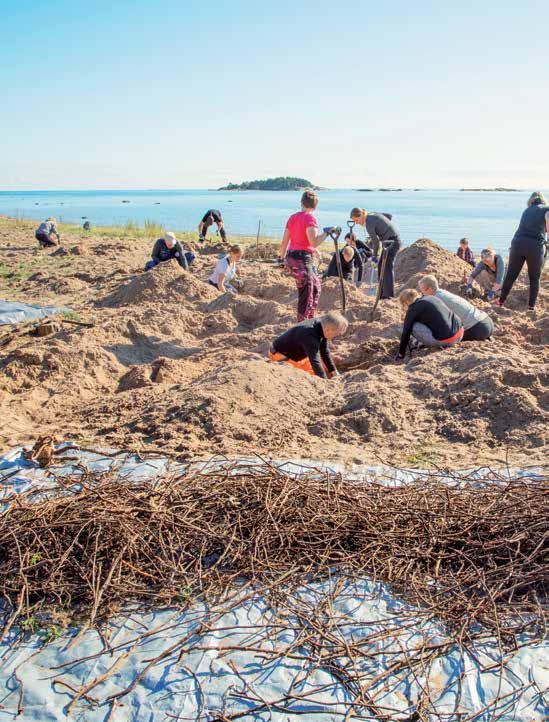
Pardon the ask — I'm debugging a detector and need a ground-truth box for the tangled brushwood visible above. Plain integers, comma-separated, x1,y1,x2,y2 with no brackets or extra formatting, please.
0,462,546,640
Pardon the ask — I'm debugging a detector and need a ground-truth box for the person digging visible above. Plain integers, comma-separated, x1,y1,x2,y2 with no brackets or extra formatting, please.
268,311,348,378
35,217,60,248
145,232,194,271
466,248,505,301
323,236,364,286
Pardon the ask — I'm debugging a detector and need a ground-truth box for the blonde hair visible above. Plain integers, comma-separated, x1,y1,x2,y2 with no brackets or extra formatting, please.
342,246,354,262
321,311,349,334
301,189,318,209
419,274,438,292
399,288,420,308
528,191,547,207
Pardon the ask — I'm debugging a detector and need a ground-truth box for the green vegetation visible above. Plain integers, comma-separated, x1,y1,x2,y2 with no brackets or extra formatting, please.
219,176,321,191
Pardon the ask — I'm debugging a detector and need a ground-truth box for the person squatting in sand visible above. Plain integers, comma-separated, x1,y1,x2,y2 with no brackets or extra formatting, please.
268,311,348,378
498,191,549,311
209,245,242,295
35,217,60,248
418,275,494,341
198,209,227,243
466,248,505,300
397,289,463,360
279,189,336,322
323,234,364,285
456,237,476,267
349,208,401,299
146,232,194,271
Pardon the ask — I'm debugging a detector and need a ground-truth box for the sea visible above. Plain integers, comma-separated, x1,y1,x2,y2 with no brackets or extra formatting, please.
1,189,547,256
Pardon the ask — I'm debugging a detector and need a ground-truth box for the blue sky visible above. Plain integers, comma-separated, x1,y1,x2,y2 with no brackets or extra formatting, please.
1,0,547,189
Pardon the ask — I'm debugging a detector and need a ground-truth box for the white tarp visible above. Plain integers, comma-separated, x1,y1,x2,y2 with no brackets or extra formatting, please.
0,300,69,326
0,446,546,721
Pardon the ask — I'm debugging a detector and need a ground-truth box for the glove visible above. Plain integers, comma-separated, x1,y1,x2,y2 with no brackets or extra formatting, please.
323,226,335,234
465,285,473,297
371,255,379,265
485,290,495,301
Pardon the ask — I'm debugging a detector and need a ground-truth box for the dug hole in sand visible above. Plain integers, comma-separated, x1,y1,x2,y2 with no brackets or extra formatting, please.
0,223,547,468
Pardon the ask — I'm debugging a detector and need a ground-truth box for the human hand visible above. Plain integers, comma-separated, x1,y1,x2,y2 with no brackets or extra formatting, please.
323,226,335,235
493,283,502,292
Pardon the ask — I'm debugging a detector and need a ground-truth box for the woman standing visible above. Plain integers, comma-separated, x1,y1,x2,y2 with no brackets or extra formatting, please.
349,208,401,298
279,190,334,321
499,192,549,310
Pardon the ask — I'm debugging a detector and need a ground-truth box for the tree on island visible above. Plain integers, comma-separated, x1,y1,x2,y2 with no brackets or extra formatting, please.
218,176,321,191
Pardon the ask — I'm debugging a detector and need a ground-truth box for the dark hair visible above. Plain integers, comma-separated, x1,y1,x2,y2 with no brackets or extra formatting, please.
229,244,242,255
459,237,469,245
344,232,356,241
301,189,318,210
350,207,363,219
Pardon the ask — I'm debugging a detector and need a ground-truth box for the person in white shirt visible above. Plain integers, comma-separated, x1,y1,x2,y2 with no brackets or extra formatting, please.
209,245,242,295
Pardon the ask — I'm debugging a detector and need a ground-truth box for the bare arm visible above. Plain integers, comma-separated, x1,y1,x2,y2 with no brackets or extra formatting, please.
279,228,291,259
306,226,330,248
216,272,227,293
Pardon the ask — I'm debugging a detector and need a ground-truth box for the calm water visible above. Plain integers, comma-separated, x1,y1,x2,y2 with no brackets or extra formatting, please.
1,189,546,256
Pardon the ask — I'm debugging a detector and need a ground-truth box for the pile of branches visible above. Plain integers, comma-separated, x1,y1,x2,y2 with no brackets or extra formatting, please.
0,461,546,640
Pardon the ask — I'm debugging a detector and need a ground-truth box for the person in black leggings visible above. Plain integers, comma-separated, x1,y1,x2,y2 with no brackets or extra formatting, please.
349,208,401,298
499,191,549,310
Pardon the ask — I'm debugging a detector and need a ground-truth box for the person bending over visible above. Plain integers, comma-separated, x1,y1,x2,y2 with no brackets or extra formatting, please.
466,248,505,300
209,245,242,295
456,237,476,267
35,218,60,248
324,238,364,285
349,208,401,298
418,274,493,342
268,311,348,378
499,191,549,311
146,232,193,271
198,209,227,242
397,289,463,360
279,189,335,321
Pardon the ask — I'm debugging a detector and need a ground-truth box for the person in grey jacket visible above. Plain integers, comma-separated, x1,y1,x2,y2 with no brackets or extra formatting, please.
499,191,549,310
466,248,505,300
349,208,401,298
35,218,60,247
419,275,494,341
145,232,193,271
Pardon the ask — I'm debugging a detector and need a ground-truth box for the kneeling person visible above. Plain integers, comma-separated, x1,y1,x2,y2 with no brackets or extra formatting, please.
397,289,463,360
209,245,242,295
324,237,364,284
269,311,348,379
466,248,505,300
146,232,193,271
418,275,493,341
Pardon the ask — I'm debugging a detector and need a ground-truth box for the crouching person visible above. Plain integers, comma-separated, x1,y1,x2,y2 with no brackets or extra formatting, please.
35,217,60,247
268,311,348,378
466,248,505,300
397,289,463,360
418,275,494,341
146,232,193,271
324,237,364,285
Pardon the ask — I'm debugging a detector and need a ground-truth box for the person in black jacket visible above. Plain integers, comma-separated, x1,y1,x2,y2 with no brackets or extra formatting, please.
198,209,227,242
145,232,194,271
499,191,549,310
324,237,364,285
396,289,463,360
268,311,349,378
350,208,401,298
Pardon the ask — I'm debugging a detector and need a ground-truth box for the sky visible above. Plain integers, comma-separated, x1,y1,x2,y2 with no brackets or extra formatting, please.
1,0,547,190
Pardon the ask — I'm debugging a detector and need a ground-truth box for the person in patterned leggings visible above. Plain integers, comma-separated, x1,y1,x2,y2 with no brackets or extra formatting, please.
278,189,335,321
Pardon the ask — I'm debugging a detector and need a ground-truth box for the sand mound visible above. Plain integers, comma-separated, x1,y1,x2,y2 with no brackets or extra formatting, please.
98,262,218,308
395,238,472,293
117,365,152,392
240,265,295,302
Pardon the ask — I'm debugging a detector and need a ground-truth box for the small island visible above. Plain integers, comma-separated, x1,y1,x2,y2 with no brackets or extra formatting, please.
218,176,321,191
460,187,521,192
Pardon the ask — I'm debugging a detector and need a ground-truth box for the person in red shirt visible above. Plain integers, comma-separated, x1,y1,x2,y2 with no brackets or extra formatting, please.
278,189,334,321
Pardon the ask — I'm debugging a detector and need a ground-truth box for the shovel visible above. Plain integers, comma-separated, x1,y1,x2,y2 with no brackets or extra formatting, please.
326,227,346,313
369,239,394,322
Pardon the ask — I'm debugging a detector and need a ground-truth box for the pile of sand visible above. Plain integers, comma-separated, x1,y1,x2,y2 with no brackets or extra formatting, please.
1,219,547,468
395,238,472,293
